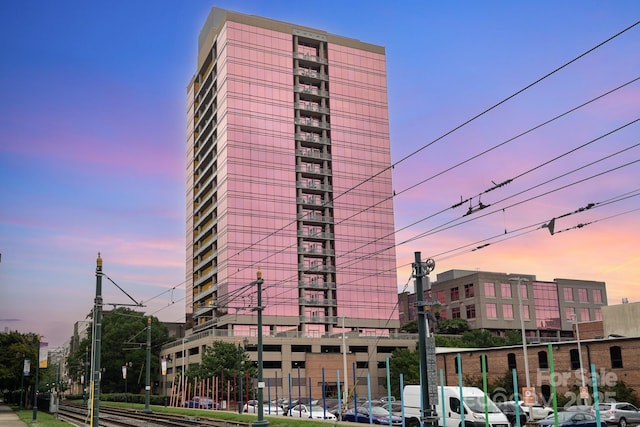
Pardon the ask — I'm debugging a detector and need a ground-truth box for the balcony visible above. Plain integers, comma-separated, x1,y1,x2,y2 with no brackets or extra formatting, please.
293,52,328,65
296,149,331,162
298,280,336,290
294,68,328,82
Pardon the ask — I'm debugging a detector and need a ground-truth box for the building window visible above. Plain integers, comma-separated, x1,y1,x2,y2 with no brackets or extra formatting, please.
538,351,549,369
610,346,623,369
451,307,461,319
501,283,512,298
565,307,575,320
466,304,476,319
486,304,497,319
520,284,528,300
592,289,603,303
484,282,496,297
578,288,588,302
454,354,461,373
437,290,446,303
479,354,488,372
450,287,460,301
523,305,530,320
564,287,574,302
570,349,580,370
507,353,517,370
503,304,514,319
465,283,474,298
541,385,551,403
594,308,602,321
580,308,590,322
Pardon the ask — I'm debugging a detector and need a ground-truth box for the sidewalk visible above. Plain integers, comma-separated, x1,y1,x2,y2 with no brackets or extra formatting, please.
0,404,29,427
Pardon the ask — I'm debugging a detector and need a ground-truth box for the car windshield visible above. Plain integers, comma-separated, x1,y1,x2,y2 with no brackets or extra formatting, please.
465,396,501,413
555,412,575,421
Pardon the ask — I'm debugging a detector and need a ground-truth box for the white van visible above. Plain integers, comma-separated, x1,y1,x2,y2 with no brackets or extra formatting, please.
403,385,510,427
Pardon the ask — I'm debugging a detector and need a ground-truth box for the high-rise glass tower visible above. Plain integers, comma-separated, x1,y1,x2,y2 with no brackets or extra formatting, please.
186,8,398,337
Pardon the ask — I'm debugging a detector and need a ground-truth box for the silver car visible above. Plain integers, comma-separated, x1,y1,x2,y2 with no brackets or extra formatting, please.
596,402,640,427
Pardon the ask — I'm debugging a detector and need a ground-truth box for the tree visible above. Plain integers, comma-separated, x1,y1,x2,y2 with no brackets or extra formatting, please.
400,320,418,333
188,340,256,400
0,331,39,397
437,319,469,335
68,307,169,394
388,347,420,398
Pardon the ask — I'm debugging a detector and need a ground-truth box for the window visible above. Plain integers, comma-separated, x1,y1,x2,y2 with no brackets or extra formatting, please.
570,349,580,370
501,283,512,298
484,282,496,297
594,308,602,321
454,355,461,374
466,304,476,319
486,303,497,319
451,307,461,319
538,351,549,369
520,284,528,300
437,290,446,304
507,353,517,370
565,307,575,320
580,308,590,322
503,304,514,319
610,346,623,368
578,288,588,302
564,287,574,302
465,283,474,298
592,289,603,303
450,287,460,301
523,305,530,320
479,354,488,372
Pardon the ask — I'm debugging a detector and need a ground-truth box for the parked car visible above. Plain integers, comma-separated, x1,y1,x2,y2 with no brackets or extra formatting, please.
184,396,215,409
595,402,640,427
243,400,285,415
341,406,403,425
504,401,555,420
538,412,606,427
497,401,528,426
288,403,336,420
565,405,594,413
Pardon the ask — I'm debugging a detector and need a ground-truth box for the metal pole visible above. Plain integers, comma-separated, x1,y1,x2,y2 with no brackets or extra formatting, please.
143,317,152,413
512,276,531,419
572,316,587,405
92,253,103,427
253,269,269,427
414,252,435,424
32,338,40,422
342,316,348,407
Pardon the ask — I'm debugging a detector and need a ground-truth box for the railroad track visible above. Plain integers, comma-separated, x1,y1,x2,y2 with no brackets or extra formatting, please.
58,401,251,427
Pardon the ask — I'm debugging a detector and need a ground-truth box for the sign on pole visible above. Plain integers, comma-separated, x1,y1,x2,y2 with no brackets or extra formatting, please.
523,387,536,405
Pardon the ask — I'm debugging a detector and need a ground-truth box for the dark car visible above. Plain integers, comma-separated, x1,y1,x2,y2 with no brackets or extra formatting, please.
184,396,215,409
341,406,403,426
497,401,528,426
538,411,606,427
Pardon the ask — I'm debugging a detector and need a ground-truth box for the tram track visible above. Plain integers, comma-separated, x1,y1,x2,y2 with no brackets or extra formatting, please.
58,401,251,427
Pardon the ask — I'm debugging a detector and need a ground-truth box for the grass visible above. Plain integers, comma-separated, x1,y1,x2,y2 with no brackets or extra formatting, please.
15,408,70,426
105,402,339,426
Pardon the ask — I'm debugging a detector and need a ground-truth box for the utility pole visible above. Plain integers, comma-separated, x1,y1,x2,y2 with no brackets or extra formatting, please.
252,268,268,427
91,253,103,427
143,317,152,413
413,252,436,426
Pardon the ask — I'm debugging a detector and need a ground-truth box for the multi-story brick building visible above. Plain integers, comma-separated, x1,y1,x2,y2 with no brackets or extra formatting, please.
399,269,607,341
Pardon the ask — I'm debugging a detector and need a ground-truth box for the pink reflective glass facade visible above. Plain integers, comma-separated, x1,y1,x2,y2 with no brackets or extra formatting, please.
187,12,398,336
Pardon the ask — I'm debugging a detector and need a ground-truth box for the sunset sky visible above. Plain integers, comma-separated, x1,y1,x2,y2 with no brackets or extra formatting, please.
1,1,638,348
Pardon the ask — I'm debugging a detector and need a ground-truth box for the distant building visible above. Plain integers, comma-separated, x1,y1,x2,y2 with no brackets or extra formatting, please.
399,270,607,340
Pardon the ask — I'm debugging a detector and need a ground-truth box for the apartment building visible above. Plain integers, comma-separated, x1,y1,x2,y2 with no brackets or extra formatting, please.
186,7,398,338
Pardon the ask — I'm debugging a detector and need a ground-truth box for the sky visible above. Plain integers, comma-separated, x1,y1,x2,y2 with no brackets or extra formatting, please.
0,1,638,349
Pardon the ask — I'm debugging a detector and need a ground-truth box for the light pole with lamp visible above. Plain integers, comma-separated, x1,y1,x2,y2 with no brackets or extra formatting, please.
510,277,533,413
570,314,587,405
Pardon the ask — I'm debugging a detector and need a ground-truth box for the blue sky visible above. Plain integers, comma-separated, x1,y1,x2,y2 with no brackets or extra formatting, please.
1,1,638,347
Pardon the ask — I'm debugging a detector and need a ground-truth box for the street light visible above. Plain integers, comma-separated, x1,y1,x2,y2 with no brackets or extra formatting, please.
570,314,587,405
510,277,532,405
